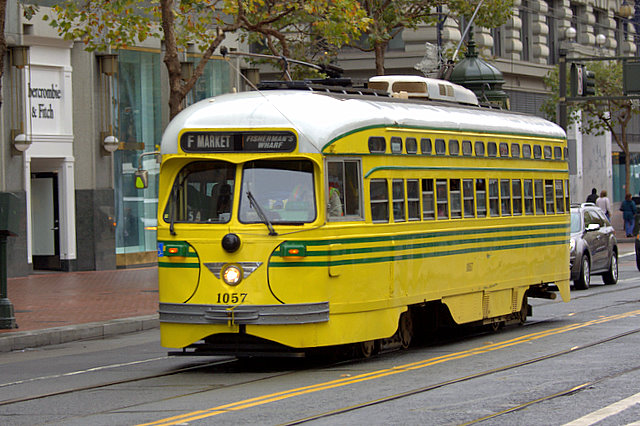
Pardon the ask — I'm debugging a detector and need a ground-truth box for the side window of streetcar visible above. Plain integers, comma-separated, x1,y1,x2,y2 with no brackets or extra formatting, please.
407,179,420,220
500,179,511,216
499,143,509,157
545,179,555,214
533,145,542,159
450,179,462,218
435,139,446,155
421,138,432,155
463,179,475,218
327,160,362,219
555,180,565,213
475,141,485,157
511,143,520,158
488,142,498,157
449,139,460,156
370,179,389,223
390,137,403,154
368,136,386,153
512,179,522,215
406,137,418,154
422,179,435,220
534,179,545,214
476,179,487,217
392,179,406,222
524,179,534,215
462,140,473,156
436,179,449,219
522,144,532,158
488,179,499,216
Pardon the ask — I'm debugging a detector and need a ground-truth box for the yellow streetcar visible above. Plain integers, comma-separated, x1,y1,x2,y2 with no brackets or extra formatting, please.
155,75,570,357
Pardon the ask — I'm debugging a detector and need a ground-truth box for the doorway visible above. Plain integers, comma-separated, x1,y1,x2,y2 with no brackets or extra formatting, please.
31,172,61,270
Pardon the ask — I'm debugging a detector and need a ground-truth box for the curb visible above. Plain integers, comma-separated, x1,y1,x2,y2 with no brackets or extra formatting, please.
0,314,159,353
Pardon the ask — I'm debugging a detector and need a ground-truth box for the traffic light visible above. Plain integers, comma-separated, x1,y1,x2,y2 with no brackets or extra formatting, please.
582,66,596,96
134,170,148,189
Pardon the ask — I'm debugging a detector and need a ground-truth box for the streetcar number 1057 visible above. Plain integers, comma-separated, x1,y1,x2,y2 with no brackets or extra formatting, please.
217,293,248,304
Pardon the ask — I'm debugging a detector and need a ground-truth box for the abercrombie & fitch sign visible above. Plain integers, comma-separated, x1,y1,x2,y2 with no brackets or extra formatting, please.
29,83,62,119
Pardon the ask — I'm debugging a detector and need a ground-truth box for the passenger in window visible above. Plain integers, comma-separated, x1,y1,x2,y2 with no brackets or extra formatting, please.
328,181,343,217
216,184,232,218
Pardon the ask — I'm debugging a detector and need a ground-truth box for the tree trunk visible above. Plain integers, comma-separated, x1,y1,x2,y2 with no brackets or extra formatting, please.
374,41,386,75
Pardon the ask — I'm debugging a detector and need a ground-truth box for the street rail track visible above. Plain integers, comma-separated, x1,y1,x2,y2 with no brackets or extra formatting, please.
277,327,640,425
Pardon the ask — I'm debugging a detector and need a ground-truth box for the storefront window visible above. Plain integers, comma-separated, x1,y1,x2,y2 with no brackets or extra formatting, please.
113,50,231,265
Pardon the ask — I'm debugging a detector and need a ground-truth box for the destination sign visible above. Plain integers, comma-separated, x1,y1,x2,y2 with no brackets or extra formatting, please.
180,131,296,153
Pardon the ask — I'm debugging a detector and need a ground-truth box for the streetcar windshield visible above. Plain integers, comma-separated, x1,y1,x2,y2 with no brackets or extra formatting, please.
239,160,316,224
163,161,236,224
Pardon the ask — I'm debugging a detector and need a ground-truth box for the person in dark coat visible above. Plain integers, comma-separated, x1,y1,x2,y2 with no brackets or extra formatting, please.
586,188,598,204
620,193,637,237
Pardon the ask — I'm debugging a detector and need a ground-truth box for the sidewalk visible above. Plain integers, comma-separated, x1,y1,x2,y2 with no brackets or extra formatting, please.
0,267,159,353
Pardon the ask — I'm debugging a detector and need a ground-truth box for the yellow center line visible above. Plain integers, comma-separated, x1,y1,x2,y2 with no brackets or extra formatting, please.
138,308,640,426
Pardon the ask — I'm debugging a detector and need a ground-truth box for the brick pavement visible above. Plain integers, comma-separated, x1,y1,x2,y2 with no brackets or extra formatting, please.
0,267,158,335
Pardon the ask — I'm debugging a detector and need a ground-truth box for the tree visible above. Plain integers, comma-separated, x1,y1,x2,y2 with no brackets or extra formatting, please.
541,61,640,194
351,0,513,75
38,0,368,119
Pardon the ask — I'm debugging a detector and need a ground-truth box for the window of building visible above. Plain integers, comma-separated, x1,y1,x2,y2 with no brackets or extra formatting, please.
327,160,362,219
462,140,473,156
545,179,555,214
555,179,565,213
463,179,475,218
407,179,420,220
436,179,448,219
488,142,498,157
512,179,522,215
435,139,446,155
535,179,544,214
390,136,403,154
489,179,499,216
421,138,432,155
475,141,485,157
368,136,386,153
406,137,418,154
450,179,462,218
500,179,511,215
449,139,460,156
511,143,520,158
370,179,389,223
476,179,487,217
422,179,435,220
392,179,405,222
524,179,534,214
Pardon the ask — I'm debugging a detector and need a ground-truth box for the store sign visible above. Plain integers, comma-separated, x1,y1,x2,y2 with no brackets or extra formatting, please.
180,131,297,153
25,68,66,134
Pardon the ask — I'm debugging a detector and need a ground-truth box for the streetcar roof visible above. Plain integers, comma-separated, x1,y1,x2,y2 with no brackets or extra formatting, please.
160,90,566,155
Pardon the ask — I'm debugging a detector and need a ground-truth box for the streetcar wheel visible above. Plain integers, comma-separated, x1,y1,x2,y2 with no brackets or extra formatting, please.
603,253,618,285
574,256,590,290
356,340,378,358
398,311,413,350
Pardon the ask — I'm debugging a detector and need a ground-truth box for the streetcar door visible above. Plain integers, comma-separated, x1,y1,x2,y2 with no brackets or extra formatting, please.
31,172,61,270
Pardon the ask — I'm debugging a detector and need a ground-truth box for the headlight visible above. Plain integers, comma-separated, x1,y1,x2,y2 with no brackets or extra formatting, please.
569,239,576,251
222,264,243,286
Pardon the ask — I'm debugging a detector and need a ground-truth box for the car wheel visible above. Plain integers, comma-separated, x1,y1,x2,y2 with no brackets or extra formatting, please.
574,255,590,290
603,253,618,285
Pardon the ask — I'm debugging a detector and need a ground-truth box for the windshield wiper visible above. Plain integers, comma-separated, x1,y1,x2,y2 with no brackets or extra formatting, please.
246,190,277,236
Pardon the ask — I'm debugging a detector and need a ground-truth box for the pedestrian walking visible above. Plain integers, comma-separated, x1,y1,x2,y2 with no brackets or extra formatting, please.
586,188,598,204
596,190,612,221
620,193,637,237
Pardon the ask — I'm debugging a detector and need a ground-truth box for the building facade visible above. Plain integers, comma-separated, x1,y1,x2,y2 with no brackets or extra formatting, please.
2,2,238,277
1,0,638,277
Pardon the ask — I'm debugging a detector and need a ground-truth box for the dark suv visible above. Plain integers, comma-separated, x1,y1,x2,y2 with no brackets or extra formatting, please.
570,203,618,289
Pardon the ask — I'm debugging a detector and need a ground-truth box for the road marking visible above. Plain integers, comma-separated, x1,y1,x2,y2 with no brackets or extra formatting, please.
563,390,640,425
0,357,169,388
138,309,640,426
619,251,635,259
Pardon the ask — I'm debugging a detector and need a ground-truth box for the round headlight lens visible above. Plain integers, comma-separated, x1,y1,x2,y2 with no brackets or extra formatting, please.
222,264,243,286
